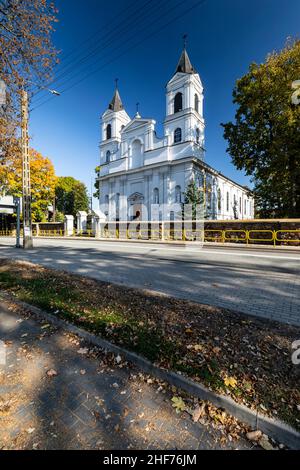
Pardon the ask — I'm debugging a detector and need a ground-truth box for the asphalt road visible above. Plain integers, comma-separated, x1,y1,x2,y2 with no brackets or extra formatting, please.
0,237,299,326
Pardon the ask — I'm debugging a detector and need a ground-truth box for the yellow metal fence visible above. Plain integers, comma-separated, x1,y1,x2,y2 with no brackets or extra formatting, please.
101,227,300,246
0,230,13,236
0,227,299,246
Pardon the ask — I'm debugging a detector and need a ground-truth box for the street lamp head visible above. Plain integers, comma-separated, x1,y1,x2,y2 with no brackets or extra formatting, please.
49,89,60,96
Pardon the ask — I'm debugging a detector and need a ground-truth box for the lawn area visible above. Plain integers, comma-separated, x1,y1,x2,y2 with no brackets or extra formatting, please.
0,258,299,431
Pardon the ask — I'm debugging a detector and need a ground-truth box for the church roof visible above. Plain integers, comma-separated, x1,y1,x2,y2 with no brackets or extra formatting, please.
175,48,197,74
108,88,123,112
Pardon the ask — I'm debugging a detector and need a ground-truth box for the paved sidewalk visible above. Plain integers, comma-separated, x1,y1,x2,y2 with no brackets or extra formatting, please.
0,301,253,450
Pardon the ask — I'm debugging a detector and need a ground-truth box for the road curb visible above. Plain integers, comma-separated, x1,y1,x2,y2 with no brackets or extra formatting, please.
37,237,300,251
2,235,300,252
1,292,299,450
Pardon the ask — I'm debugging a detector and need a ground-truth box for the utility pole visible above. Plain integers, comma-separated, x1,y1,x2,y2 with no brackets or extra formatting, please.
19,83,60,247
21,89,33,249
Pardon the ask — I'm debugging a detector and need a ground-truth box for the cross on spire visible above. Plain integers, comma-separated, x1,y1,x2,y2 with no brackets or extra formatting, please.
174,36,196,75
108,80,123,111
135,102,141,118
183,34,188,49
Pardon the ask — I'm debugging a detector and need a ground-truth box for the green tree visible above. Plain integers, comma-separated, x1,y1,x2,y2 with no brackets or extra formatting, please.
184,180,205,220
93,165,101,199
73,181,90,215
55,177,89,217
222,39,300,218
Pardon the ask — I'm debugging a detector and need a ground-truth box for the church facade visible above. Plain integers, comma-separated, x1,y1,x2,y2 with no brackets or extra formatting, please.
98,47,254,221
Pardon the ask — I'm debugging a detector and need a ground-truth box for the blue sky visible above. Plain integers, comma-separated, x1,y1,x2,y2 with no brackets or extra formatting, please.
29,0,300,202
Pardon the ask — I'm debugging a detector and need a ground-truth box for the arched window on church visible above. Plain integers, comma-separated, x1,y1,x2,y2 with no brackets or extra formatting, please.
106,150,111,163
153,188,159,204
226,192,229,212
174,92,183,113
195,94,199,113
130,139,142,169
196,128,200,144
217,189,222,211
116,193,120,220
174,128,182,143
104,195,109,216
106,124,112,140
197,173,204,188
207,183,212,210
175,185,182,203
233,194,238,218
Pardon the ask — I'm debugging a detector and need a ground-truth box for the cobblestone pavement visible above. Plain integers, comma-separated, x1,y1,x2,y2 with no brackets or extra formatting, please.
0,302,253,450
0,238,299,326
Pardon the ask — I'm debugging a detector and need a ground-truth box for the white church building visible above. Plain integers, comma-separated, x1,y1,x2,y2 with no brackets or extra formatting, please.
98,47,254,221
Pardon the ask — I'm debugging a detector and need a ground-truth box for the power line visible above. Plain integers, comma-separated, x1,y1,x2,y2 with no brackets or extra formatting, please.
31,0,159,100
31,0,174,106
57,0,143,64
31,0,142,94
31,0,173,106
31,0,206,113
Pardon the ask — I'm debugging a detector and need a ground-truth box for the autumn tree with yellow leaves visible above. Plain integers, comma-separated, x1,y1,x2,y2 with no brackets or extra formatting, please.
0,149,57,222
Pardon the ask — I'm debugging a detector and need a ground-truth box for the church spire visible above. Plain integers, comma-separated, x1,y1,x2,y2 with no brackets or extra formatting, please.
175,35,197,74
108,79,123,111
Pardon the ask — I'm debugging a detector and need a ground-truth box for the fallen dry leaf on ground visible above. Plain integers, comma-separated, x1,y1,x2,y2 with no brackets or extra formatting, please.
171,396,186,413
246,430,262,442
192,403,206,422
224,376,237,388
77,348,89,355
46,369,58,377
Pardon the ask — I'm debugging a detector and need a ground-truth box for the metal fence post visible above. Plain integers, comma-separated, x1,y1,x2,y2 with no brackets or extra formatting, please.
246,230,249,245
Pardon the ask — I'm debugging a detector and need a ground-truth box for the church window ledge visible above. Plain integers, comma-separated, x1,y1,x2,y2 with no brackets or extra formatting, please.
164,111,204,127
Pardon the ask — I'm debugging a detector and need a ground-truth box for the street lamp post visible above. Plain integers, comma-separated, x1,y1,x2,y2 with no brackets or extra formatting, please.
20,83,60,249
21,89,33,249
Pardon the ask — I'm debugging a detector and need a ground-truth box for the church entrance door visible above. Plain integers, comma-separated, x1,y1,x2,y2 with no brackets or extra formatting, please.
128,192,144,220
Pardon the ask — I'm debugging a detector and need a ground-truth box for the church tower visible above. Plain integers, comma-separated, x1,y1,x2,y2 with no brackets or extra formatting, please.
164,44,205,152
100,82,130,164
